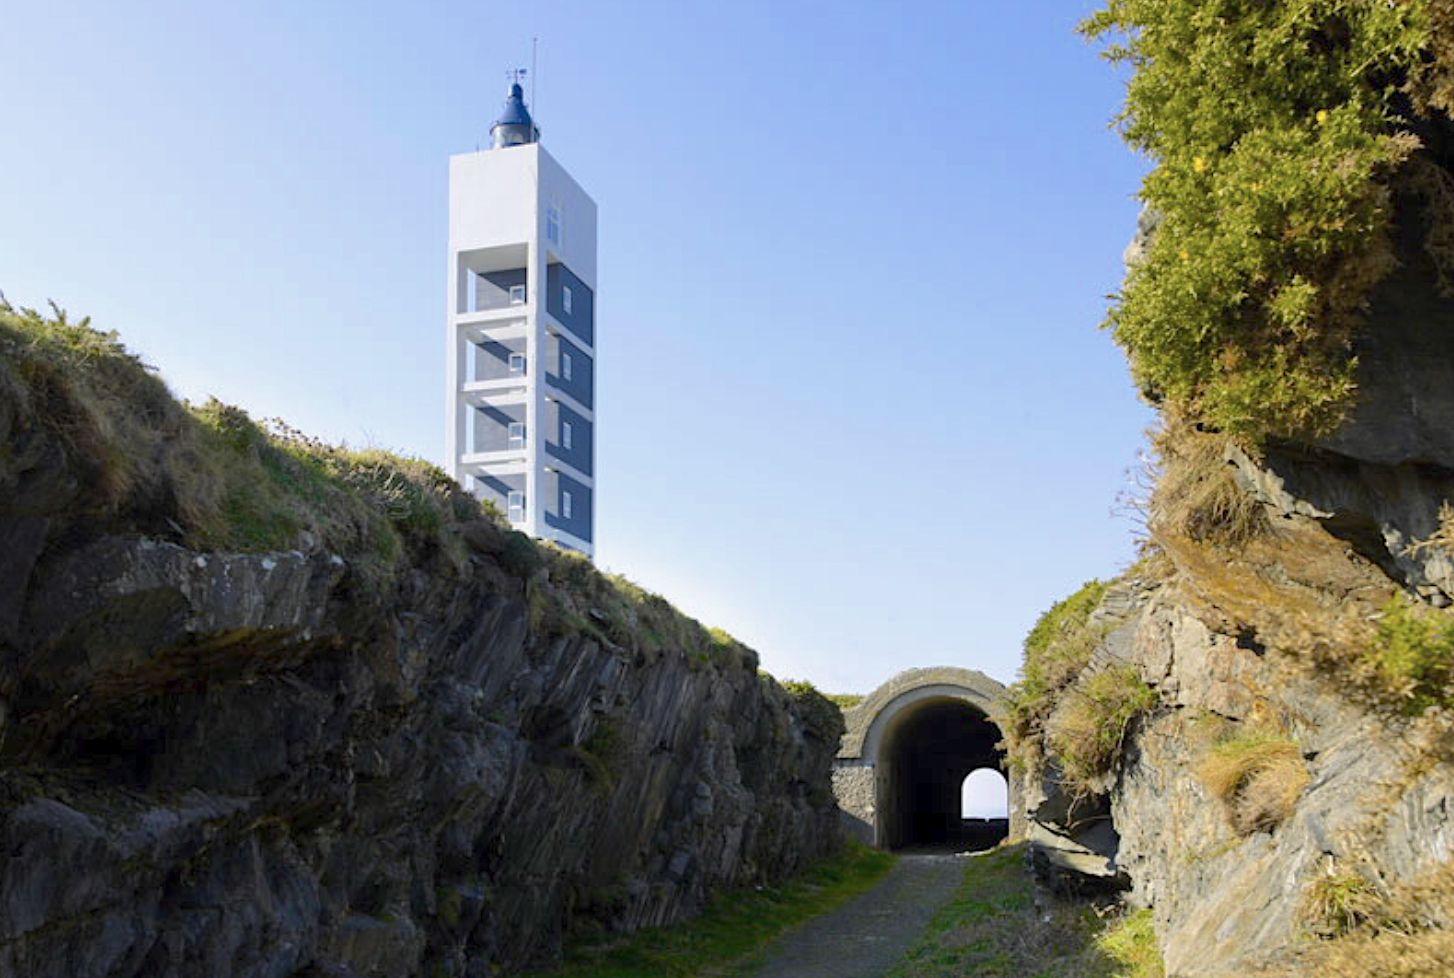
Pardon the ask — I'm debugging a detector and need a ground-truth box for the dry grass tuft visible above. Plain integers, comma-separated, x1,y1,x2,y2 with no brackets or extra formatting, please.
1196,727,1310,835
1408,500,1454,558
1301,863,1386,939
1268,861,1454,978
1150,422,1269,548
1047,664,1159,794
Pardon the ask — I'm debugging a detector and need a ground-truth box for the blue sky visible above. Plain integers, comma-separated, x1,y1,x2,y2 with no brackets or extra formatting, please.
1,0,1152,695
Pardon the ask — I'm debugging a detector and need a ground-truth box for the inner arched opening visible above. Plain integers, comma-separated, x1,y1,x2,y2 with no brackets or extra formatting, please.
881,698,1006,850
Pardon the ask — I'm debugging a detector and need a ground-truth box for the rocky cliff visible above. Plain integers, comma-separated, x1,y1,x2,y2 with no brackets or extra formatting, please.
1011,195,1454,975
0,304,842,977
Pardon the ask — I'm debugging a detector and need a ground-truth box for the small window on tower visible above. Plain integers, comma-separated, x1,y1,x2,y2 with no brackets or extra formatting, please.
562,420,573,450
547,205,562,246
563,285,573,315
562,490,573,519
507,490,525,522
507,422,526,450
508,353,526,374
509,284,526,305
561,351,573,381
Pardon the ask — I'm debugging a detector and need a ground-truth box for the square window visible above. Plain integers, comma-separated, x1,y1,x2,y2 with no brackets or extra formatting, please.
509,284,526,305
507,421,526,449
562,420,573,450
563,285,573,315
508,352,526,374
561,351,573,381
562,490,573,519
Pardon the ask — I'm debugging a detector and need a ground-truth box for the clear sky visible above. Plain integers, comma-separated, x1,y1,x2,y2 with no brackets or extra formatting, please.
1,0,1152,695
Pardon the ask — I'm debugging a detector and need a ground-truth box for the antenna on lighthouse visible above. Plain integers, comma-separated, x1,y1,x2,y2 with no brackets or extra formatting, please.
531,37,538,117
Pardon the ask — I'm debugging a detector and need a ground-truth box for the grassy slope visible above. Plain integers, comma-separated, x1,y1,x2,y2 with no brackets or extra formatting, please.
524,844,895,978
0,300,815,681
887,845,1162,978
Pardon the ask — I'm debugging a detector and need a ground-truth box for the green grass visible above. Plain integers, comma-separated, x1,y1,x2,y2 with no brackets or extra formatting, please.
1096,909,1164,978
887,844,1163,978
524,843,895,978
1001,579,1111,772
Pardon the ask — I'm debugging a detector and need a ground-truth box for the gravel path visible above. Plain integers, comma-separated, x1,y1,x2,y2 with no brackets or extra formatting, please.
744,853,966,978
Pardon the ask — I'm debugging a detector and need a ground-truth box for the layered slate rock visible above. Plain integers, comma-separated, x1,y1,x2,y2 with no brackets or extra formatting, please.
0,460,842,976
1021,440,1454,973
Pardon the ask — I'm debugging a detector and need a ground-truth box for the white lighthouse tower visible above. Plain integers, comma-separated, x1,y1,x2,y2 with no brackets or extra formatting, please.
446,77,597,556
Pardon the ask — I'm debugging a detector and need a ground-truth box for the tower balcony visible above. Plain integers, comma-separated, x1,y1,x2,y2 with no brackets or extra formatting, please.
455,306,529,332
461,378,529,405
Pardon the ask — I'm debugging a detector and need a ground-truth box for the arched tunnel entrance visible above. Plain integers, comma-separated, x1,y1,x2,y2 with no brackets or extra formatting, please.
880,698,1006,849
832,667,1019,851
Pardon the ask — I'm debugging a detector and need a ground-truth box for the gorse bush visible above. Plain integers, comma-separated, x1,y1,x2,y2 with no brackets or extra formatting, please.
1084,1,1440,440
1369,593,1454,714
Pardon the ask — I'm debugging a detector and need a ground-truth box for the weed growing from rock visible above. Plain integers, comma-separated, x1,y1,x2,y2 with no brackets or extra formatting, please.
1047,664,1159,794
1195,727,1310,835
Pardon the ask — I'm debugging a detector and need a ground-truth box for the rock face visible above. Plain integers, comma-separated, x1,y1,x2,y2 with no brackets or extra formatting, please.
1023,542,1454,973
0,496,841,975
1014,197,1454,975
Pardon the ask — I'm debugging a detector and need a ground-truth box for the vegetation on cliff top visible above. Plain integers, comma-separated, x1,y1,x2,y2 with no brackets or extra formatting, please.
1084,0,1454,440
0,297,480,585
0,298,762,676
1002,573,1160,795
1000,577,1111,768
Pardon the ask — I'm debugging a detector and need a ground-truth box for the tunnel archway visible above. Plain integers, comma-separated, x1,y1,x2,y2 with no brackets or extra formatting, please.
880,697,1005,849
832,667,1018,850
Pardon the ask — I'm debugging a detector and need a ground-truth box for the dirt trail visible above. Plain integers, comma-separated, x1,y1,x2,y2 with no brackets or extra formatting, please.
743,853,964,978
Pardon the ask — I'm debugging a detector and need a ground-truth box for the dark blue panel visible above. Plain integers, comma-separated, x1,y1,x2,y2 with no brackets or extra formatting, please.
544,472,593,543
545,403,593,476
546,262,594,346
545,334,593,409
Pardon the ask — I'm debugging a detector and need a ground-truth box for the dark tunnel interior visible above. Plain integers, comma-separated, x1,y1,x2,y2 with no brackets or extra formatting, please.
881,699,1007,850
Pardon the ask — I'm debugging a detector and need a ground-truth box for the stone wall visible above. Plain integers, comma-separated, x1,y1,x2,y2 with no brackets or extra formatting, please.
831,762,876,845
